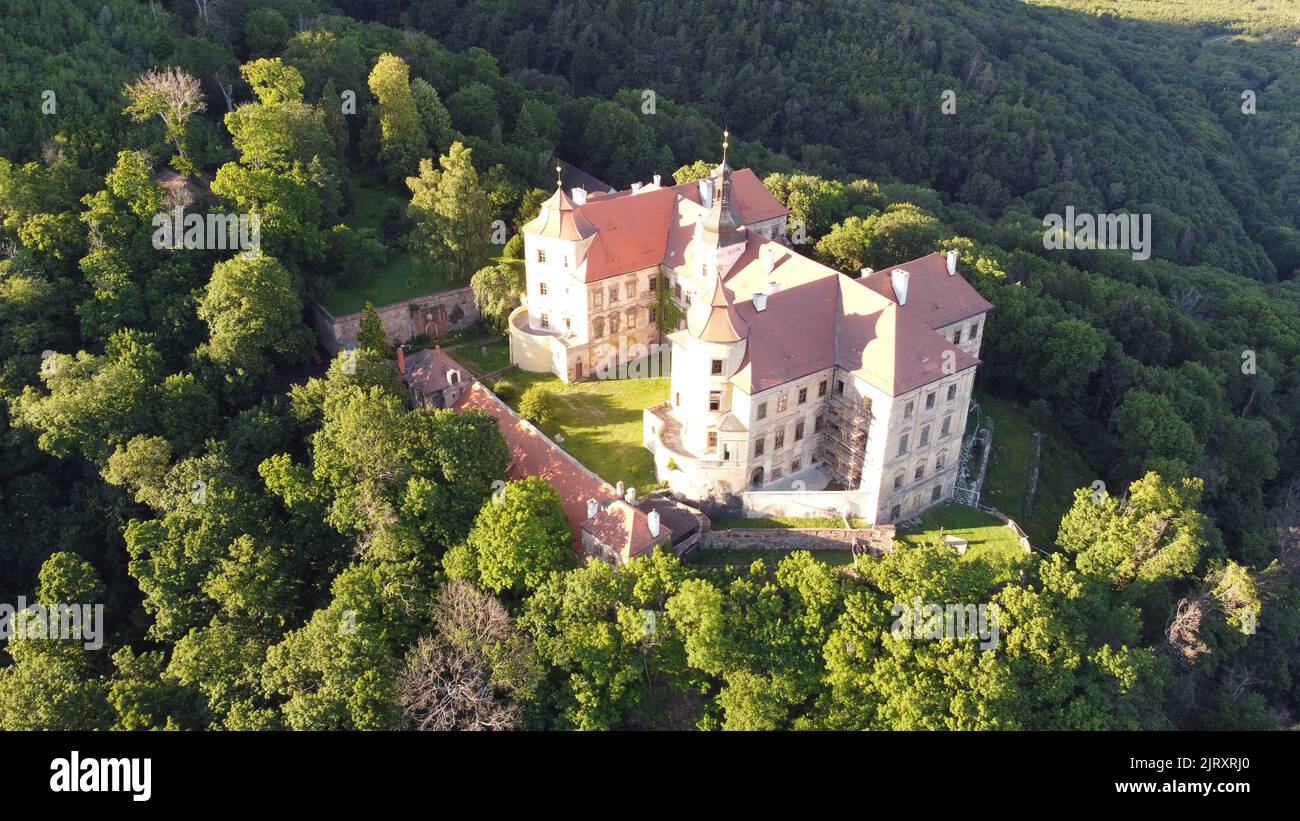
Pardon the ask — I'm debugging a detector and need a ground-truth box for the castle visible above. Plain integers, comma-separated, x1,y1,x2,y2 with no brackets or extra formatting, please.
509,146,991,525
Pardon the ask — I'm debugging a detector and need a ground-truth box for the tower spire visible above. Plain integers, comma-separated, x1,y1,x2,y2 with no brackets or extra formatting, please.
721,128,729,167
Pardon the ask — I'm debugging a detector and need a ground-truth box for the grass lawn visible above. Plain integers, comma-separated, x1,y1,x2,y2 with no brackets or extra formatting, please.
499,370,668,495
685,549,857,568
975,391,1098,549
896,502,1031,581
447,337,510,378
321,176,460,316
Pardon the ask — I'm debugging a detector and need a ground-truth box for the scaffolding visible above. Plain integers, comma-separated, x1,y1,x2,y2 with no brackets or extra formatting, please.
814,391,872,487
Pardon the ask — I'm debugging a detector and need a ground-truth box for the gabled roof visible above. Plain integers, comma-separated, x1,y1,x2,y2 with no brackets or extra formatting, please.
451,383,663,557
582,498,671,559
720,241,984,396
526,168,790,282
860,252,993,329
398,347,468,397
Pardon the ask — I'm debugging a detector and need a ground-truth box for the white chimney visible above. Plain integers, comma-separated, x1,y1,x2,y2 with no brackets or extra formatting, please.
648,510,661,538
631,182,643,195
652,174,662,187
753,292,768,312
946,250,958,276
698,179,712,208
765,247,775,274
891,268,910,306
769,281,781,295
586,498,598,519
624,486,636,504
572,188,587,205
615,480,624,498
860,267,874,277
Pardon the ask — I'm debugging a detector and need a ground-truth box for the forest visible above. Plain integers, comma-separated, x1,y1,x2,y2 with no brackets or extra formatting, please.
0,0,1297,730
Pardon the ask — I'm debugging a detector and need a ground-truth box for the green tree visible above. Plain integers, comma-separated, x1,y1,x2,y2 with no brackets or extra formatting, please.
406,142,492,278
357,302,388,355
368,53,427,182
123,67,206,175
465,476,571,595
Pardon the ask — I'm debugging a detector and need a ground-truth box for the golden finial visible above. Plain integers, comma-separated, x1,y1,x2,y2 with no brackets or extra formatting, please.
555,164,563,189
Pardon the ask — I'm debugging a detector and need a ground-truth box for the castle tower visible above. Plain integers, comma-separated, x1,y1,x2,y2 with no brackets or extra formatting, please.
690,131,748,279
672,269,749,456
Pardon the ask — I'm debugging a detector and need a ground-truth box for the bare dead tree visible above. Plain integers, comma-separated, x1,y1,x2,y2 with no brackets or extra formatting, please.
194,0,221,26
213,70,235,113
123,67,206,174
395,581,539,731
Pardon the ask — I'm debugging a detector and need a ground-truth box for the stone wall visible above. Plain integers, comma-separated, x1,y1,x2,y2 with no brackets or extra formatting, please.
700,524,895,556
313,286,480,353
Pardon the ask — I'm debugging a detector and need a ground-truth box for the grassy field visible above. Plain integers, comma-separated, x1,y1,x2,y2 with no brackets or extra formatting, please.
499,371,668,494
447,338,510,377
896,502,1031,581
975,392,1097,549
685,548,857,568
322,176,458,316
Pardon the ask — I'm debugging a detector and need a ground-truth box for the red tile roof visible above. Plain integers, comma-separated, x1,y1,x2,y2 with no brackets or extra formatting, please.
860,253,993,329
451,383,663,558
527,169,790,282
718,242,984,396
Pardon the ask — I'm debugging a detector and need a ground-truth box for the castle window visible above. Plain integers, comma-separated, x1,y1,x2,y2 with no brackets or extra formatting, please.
649,306,658,324
947,384,957,402
941,414,952,437
592,291,602,309
919,424,930,447
794,420,805,441
593,317,605,337
970,321,980,338
836,379,845,395
894,471,904,490
898,433,909,456
563,256,569,268
707,431,718,449
626,282,635,300
936,450,946,471
772,467,783,481
610,312,620,334
711,359,723,375
674,282,682,300
626,309,636,329
608,285,619,304
757,402,767,420
915,462,925,480
564,316,571,330
539,281,548,295
754,437,765,457
540,313,549,328
709,391,721,412
818,380,828,397
890,504,901,522
932,485,943,502
953,328,962,344
814,414,824,433
537,249,546,263
648,275,658,292
925,392,936,410
777,393,788,413
723,444,731,460
774,429,785,449
904,400,914,419
791,458,801,472
798,387,807,404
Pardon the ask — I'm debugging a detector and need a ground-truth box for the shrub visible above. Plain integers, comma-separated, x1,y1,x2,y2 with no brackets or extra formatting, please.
518,385,555,429
492,378,518,403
